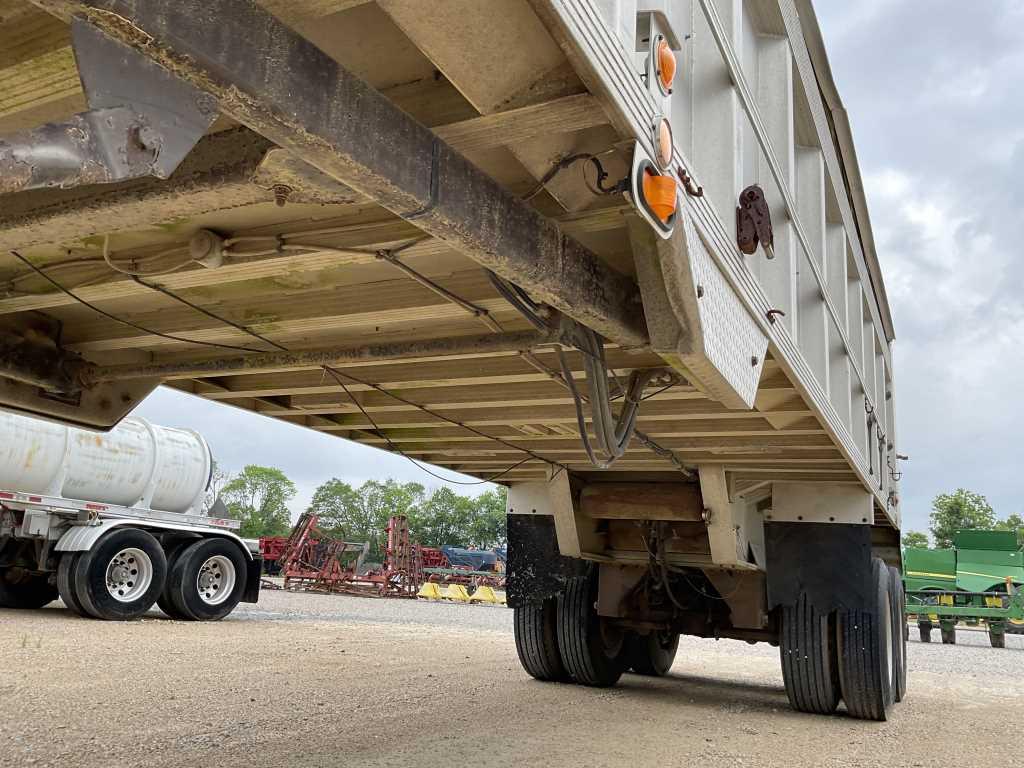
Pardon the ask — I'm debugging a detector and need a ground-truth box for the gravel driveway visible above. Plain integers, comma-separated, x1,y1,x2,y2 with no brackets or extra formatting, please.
2,590,1021,767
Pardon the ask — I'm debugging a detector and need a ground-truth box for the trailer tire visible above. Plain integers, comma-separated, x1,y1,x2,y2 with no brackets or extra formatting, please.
918,621,932,642
940,625,956,645
56,553,87,617
836,558,893,721
158,540,197,620
626,630,678,677
989,623,1006,648
514,598,569,681
557,569,625,687
887,566,908,703
74,528,167,620
0,567,57,609
166,538,247,621
780,593,840,715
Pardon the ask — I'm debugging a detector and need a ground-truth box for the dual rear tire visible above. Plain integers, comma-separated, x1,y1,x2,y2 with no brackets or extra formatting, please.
515,559,905,720
625,630,679,677
163,538,248,621
780,558,903,721
55,528,246,621
513,569,678,688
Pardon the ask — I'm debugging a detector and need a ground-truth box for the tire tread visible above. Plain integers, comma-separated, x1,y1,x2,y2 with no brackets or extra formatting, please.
514,598,567,681
556,573,622,687
837,558,892,721
780,593,840,714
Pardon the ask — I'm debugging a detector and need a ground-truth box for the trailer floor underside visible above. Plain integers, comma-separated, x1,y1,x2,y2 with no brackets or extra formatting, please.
0,0,881,516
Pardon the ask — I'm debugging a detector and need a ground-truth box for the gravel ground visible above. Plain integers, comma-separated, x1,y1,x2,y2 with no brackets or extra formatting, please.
2,590,1023,768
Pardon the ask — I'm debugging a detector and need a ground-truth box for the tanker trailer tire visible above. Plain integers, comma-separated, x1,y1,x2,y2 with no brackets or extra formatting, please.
166,538,247,621
73,528,167,621
157,541,197,621
887,566,908,703
940,625,956,645
556,568,625,687
514,597,569,682
0,567,57,609
625,630,679,677
779,593,840,715
836,558,893,721
56,553,87,617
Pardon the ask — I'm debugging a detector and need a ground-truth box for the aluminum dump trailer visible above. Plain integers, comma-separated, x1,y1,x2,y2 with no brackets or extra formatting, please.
0,0,901,718
0,411,260,620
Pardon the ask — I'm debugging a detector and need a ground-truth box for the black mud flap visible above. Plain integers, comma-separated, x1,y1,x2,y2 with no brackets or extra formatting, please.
242,556,263,603
765,522,873,613
506,514,588,608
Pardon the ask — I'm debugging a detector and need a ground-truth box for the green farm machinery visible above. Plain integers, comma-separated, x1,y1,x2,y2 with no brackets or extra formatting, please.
903,530,1024,648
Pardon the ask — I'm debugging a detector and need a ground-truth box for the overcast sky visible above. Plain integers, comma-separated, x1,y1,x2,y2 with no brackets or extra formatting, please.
137,2,1023,533
815,2,1024,532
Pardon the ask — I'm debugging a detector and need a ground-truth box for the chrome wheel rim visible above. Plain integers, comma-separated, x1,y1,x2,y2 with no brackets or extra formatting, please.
196,555,235,605
105,548,153,602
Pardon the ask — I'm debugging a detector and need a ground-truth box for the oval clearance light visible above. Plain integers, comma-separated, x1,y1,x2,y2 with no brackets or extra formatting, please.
656,37,677,95
642,169,678,224
653,117,674,170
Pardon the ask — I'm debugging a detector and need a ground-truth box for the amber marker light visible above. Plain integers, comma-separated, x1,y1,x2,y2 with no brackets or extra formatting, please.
641,168,678,224
655,36,677,95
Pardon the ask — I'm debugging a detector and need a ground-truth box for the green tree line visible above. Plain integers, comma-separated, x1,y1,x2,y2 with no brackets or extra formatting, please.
219,465,506,555
901,488,1023,549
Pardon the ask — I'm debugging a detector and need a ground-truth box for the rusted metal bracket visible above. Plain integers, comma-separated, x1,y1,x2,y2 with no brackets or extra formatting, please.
0,19,215,195
676,167,703,198
0,315,92,394
0,300,157,430
736,184,774,259
0,108,153,195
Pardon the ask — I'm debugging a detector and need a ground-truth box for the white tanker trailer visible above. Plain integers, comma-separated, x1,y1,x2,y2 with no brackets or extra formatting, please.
0,411,260,620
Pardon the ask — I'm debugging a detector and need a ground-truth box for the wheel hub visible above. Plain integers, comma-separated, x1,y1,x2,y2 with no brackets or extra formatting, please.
195,555,236,606
104,547,154,603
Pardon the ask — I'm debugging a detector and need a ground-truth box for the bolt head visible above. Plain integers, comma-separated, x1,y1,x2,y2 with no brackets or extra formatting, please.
135,125,161,151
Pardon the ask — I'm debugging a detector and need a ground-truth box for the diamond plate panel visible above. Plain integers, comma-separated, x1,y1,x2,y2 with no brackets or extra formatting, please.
684,213,768,407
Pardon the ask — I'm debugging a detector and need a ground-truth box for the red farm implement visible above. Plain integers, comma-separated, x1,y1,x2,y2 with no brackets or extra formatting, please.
276,514,422,598
277,512,368,593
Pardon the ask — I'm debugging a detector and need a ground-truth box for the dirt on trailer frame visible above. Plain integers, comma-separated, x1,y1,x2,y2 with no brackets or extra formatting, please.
1,592,1021,768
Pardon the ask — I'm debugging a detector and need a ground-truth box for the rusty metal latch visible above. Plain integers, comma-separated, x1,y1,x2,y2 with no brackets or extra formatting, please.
736,185,774,259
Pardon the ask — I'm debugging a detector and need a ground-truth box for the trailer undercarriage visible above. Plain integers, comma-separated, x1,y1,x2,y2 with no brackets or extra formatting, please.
0,0,903,719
